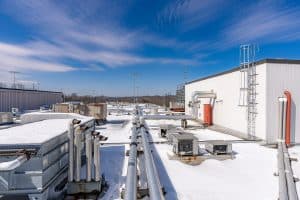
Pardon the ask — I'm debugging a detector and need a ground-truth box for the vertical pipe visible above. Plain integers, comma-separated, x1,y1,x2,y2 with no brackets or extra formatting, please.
74,127,82,182
94,136,101,181
278,97,287,141
68,121,74,182
284,91,292,146
203,104,212,125
85,131,92,182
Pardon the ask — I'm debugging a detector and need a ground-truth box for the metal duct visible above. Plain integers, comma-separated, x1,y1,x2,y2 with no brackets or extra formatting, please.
68,121,75,182
192,91,216,103
85,131,92,182
94,136,101,182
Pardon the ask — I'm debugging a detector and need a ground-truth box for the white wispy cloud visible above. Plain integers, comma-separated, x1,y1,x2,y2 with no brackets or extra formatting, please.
221,1,300,48
0,0,199,73
0,42,75,72
158,0,227,31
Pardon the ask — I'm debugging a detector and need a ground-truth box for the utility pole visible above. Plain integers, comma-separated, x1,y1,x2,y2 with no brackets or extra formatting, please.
184,66,188,84
131,72,139,104
136,86,139,103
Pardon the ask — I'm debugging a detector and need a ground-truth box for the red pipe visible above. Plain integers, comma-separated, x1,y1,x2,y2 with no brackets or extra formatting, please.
203,104,212,125
284,91,291,146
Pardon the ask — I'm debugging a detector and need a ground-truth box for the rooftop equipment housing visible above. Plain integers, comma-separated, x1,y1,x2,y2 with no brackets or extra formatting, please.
205,141,233,155
53,102,107,123
0,112,13,125
0,119,72,199
171,133,198,156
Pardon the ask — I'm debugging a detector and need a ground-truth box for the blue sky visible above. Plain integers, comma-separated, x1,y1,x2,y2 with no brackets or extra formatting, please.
0,0,300,96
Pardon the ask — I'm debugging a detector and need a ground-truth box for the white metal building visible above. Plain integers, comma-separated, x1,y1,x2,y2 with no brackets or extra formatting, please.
185,59,300,144
0,87,63,112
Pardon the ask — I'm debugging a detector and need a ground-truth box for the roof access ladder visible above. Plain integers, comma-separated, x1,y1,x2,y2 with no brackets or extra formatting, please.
238,44,258,138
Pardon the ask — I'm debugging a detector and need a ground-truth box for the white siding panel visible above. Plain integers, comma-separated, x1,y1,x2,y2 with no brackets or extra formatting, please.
185,64,267,139
266,63,300,143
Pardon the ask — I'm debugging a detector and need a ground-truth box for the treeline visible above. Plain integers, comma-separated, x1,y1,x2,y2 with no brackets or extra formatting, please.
64,93,176,107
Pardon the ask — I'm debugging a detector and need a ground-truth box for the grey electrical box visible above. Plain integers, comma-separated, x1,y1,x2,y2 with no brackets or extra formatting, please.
172,133,198,156
205,141,232,155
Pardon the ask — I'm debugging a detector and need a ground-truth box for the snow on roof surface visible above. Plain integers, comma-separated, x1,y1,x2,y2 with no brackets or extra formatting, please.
0,119,71,145
98,112,300,200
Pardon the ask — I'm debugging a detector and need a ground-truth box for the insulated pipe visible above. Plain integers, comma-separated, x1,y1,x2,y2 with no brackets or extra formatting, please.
0,155,28,171
124,125,138,200
85,131,92,182
278,97,287,141
278,97,288,200
277,97,298,200
68,120,75,182
282,143,299,200
203,104,212,125
143,115,193,120
140,126,164,200
284,91,292,146
74,126,82,182
93,136,101,181
191,91,216,103
278,142,289,200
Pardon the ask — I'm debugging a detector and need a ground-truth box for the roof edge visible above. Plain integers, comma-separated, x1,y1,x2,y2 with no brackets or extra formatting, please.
0,87,63,94
186,58,300,85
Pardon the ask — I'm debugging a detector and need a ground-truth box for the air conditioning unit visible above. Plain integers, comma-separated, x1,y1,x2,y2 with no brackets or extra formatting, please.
0,112,13,125
205,141,232,155
172,133,198,156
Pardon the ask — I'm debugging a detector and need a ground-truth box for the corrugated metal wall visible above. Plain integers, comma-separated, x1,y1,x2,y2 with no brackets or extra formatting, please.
266,63,300,144
185,64,267,140
0,88,63,112
185,61,300,143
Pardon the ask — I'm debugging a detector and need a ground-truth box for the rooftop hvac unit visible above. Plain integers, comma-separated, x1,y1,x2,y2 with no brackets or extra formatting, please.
0,119,73,199
205,141,232,155
172,133,198,156
0,112,13,125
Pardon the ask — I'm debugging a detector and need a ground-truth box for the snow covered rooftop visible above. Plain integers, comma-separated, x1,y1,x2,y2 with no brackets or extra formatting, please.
0,112,93,145
0,119,70,145
98,110,300,200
